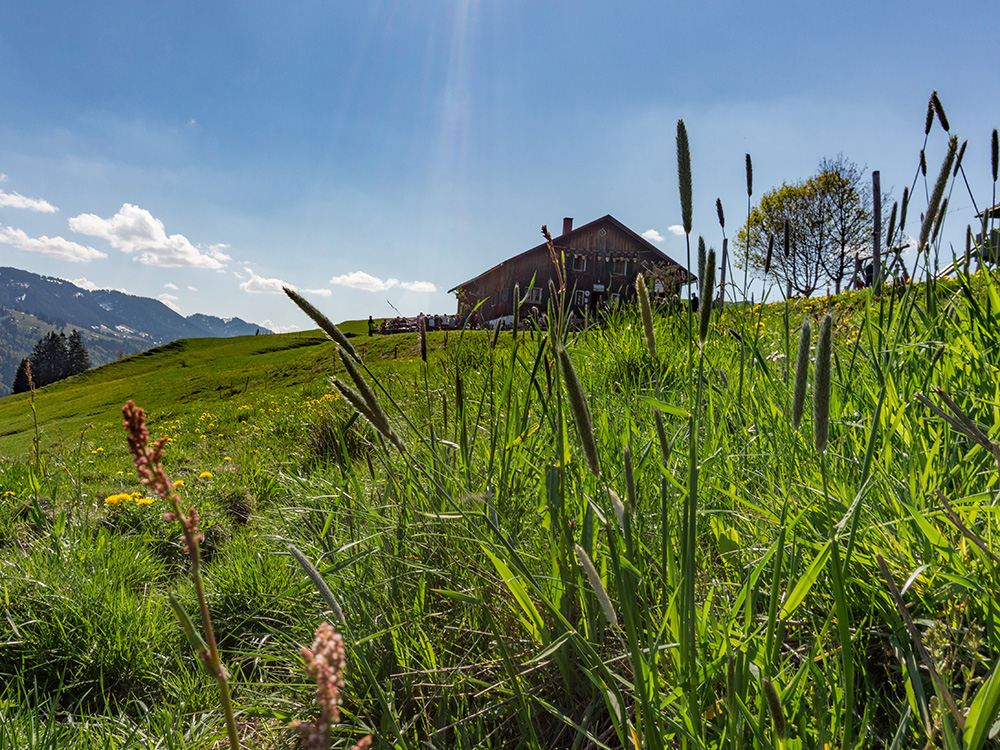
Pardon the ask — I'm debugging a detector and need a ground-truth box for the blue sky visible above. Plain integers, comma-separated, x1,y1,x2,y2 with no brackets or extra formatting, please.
0,1,996,331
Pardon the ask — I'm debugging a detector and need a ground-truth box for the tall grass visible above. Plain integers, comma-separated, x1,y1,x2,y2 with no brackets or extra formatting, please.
1,97,1000,749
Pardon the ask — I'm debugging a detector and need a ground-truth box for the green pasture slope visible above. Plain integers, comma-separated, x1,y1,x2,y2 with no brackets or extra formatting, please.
2,272,1000,749
0,320,409,453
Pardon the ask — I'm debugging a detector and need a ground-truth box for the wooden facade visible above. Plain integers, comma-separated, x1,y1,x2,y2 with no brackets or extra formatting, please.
449,215,693,320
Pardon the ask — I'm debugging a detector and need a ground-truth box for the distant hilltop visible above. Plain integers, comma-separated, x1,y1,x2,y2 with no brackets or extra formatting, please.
0,266,272,344
0,266,272,396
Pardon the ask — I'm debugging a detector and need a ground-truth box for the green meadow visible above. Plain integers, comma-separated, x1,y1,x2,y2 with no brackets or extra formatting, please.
2,115,1000,749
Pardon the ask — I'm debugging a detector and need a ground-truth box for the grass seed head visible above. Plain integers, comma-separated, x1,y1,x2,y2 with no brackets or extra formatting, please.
716,198,725,231
677,119,692,234
791,319,812,431
764,234,774,275
574,544,617,628
698,236,706,285
609,490,626,538
993,129,998,183
954,139,967,177
419,315,427,362
813,314,833,455
557,346,600,477
746,153,753,197
284,287,359,362
932,197,949,244
636,273,657,358
783,219,790,258
762,677,788,747
887,201,898,249
490,315,502,350
512,282,520,340
654,409,670,465
699,247,717,347
919,135,958,251
931,90,950,132
900,187,909,236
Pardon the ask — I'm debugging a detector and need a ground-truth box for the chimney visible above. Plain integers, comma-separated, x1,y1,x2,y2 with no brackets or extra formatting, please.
562,217,573,236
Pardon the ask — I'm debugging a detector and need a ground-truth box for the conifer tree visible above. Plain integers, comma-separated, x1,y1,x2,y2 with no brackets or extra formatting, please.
12,329,90,392
11,358,31,394
67,330,90,375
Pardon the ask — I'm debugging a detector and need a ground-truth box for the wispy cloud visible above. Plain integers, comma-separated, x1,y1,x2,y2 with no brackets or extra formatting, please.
0,225,106,262
158,293,180,313
303,287,332,296
262,319,301,333
400,280,436,292
68,203,229,269
642,229,665,243
667,225,686,236
65,277,127,293
0,189,58,213
164,282,179,290
329,270,437,293
237,267,290,294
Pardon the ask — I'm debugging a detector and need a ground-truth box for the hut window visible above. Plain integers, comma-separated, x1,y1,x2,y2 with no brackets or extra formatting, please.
612,259,627,275
528,286,543,304
572,255,587,272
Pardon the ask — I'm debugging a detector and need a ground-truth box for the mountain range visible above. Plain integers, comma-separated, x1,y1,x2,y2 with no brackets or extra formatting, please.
0,266,272,396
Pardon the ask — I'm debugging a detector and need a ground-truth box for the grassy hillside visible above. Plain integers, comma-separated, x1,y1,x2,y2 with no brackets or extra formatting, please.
0,307,149,398
3,107,1000,748
0,322,422,452
2,270,999,748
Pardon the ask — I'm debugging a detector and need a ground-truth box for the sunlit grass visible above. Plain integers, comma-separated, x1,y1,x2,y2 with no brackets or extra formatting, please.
2,106,1000,748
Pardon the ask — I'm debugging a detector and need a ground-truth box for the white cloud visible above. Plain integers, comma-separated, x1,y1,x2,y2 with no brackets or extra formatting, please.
65,277,127,293
400,280,437,292
238,266,290,294
187,285,198,291
0,174,6,183
0,189,58,213
158,293,180,313
67,277,99,291
329,271,394,292
0,225,107,262
303,287,332,296
262,319,301,333
667,225,686,236
68,203,227,269
642,229,665,243
164,282,179,290
329,270,436,293
205,243,231,261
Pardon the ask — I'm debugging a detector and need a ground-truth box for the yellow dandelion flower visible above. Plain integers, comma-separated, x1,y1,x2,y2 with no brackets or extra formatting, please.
174,480,185,489
91,447,104,454
223,456,232,462
104,493,130,507
135,497,155,505
199,471,213,479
